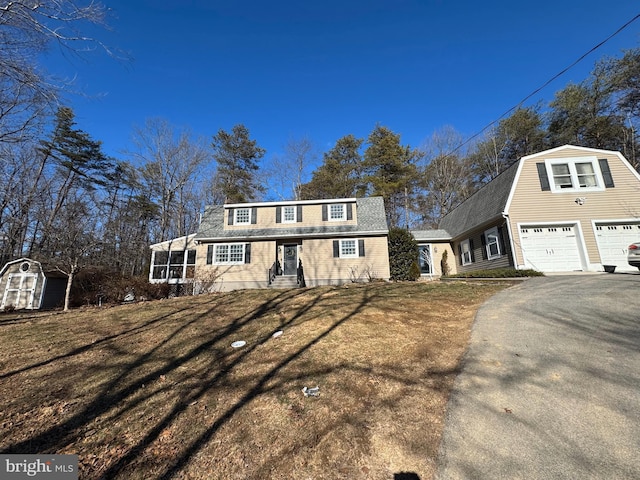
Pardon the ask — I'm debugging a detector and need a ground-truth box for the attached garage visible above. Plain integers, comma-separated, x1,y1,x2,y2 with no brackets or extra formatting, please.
595,222,640,272
519,224,584,272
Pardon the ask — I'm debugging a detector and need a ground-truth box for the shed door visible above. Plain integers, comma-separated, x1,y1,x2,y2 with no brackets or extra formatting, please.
520,225,583,272
595,223,640,272
1,273,38,309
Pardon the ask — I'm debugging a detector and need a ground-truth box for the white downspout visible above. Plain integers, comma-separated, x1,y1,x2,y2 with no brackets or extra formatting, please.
502,213,519,270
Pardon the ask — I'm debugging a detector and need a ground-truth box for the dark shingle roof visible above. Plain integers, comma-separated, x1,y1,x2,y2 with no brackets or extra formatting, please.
439,162,519,238
194,197,388,241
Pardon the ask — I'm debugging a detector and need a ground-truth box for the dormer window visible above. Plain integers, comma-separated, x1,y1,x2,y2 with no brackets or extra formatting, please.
329,204,346,221
234,208,251,225
537,157,612,193
283,206,296,223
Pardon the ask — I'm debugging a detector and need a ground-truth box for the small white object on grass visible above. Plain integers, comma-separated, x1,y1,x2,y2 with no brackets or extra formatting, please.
231,340,246,348
302,386,320,397
272,330,283,338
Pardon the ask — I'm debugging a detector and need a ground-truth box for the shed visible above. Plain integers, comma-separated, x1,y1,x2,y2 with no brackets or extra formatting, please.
0,258,67,310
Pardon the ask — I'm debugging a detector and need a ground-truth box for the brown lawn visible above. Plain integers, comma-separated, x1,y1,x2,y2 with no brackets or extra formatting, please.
0,281,511,479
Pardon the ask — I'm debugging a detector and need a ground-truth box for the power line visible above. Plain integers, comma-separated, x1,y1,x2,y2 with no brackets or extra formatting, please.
449,12,640,156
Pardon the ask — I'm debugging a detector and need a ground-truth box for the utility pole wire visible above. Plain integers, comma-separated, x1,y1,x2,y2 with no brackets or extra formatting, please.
447,12,640,157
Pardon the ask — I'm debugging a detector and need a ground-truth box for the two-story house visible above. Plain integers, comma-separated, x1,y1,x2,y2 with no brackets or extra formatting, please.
434,145,640,274
149,197,391,291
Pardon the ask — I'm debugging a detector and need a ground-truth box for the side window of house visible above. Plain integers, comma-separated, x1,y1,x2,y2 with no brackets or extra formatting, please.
460,239,473,265
483,227,501,260
206,244,251,264
332,239,365,258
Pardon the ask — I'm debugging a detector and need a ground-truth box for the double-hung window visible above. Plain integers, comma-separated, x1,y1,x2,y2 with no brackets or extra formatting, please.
460,239,473,265
282,206,296,223
207,243,247,265
545,157,604,192
484,227,501,259
340,239,357,258
333,239,365,258
234,208,251,225
329,204,346,221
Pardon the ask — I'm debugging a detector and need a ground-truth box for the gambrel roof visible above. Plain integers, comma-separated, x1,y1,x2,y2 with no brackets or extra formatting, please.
194,196,388,242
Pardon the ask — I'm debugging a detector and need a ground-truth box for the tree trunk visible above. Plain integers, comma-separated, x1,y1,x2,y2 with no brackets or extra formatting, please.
63,265,77,312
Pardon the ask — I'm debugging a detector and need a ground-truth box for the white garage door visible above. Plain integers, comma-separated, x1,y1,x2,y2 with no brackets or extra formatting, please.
520,225,583,272
595,223,640,272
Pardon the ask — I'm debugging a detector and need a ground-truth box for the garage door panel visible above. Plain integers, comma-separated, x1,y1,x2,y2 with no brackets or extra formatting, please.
595,223,640,272
520,225,582,272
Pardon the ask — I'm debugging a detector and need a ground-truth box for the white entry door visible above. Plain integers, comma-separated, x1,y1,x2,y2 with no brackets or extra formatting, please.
1,273,38,309
595,223,640,272
520,225,583,272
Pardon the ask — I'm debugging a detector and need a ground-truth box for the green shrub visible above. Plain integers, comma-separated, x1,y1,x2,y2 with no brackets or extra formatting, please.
446,268,544,278
388,228,419,281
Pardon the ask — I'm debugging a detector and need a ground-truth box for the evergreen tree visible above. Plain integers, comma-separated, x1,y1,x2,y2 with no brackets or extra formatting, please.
212,124,266,203
299,134,364,199
387,228,419,281
363,125,420,227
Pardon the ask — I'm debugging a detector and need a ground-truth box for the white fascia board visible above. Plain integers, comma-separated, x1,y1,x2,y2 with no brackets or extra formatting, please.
224,198,357,209
149,233,196,249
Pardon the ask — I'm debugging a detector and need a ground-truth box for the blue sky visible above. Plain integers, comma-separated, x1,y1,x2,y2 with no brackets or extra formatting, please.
44,1,640,172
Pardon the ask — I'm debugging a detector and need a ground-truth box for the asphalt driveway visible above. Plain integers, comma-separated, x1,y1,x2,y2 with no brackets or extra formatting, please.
436,273,640,480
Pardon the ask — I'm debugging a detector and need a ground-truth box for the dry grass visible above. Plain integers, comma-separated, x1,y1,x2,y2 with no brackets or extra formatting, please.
0,281,511,479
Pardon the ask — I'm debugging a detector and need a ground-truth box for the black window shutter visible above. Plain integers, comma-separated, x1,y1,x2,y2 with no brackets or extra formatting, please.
469,239,475,263
245,243,251,263
480,233,488,260
251,207,257,224
333,240,339,257
228,209,234,225
598,159,615,188
358,239,365,257
322,204,328,221
458,244,463,265
347,203,353,220
206,245,213,264
297,205,303,222
497,226,507,256
536,162,550,191
276,207,281,223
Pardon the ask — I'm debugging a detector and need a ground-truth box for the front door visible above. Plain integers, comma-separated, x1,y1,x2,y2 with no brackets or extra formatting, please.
283,245,298,276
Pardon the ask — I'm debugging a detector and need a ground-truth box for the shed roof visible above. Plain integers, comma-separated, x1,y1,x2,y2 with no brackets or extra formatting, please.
194,197,388,242
411,229,452,241
439,162,519,239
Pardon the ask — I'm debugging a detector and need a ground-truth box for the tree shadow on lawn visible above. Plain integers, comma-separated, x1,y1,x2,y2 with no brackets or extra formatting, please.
1,283,463,479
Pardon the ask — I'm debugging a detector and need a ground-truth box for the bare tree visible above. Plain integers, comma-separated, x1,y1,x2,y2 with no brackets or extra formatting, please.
0,1,116,144
266,136,317,200
133,118,212,242
416,126,473,228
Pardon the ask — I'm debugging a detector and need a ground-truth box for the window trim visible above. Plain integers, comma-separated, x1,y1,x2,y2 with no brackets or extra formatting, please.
544,156,605,193
339,239,358,258
234,208,251,225
329,203,346,221
282,205,296,223
208,243,247,265
460,239,473,265
484,227,501,260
